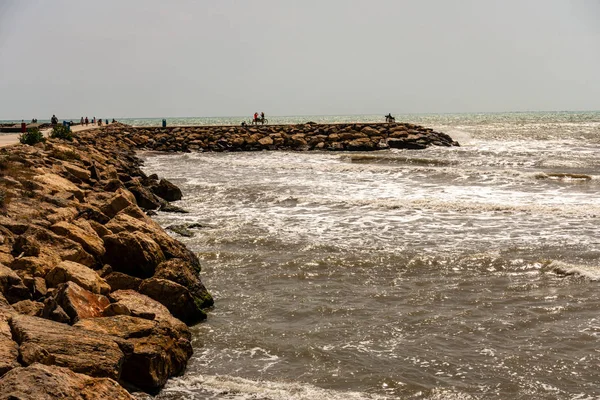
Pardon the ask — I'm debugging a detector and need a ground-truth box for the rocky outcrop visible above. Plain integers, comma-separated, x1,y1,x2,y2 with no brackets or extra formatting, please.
0,125,212,396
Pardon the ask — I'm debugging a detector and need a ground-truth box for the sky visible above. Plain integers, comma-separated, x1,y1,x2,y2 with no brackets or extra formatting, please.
0,0,599,119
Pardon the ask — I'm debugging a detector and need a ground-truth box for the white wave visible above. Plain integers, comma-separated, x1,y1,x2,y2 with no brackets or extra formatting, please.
158,374,389,400
549,261,600,281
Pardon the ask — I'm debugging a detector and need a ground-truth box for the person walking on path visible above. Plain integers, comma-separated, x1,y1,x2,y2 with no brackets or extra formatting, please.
20,120,26,133
80,117,84,125
85,117,89,126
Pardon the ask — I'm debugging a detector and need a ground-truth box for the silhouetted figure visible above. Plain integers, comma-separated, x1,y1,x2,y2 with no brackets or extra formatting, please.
51,114,58,126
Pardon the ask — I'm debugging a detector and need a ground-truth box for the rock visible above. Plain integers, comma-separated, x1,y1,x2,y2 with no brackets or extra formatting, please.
50,220,106,259
159,202,189,214
64,163,92,181
76,316,192,390
45,260,110,295
108,290,189,340
23,276,47,299
128,185,161,210
258,136,274,146
9,314,127,380
12,235,40,257
387,138,428,150
103,231,165,278
11,299,44,316
0,308,20,376
139,278,207,324
100,190,136,218
54,281,111,324
102,302,131,317
166,224,195,237
104,271,143,291
151,179,182,202
155,258,213,309
32,173,85,202
0,363,135,400
0,263,31,304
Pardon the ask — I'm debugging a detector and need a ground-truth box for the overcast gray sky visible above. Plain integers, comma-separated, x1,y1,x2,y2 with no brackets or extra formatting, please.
1,0,599,119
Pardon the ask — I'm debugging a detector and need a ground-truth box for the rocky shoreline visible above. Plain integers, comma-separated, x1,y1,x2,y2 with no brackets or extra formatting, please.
0,121,458,398
0,124,212,398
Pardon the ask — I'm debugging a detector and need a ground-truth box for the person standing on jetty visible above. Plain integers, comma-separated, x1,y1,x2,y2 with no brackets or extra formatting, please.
20,120,26,133
253,112,259,124
50,114,58,126
85,117,89,126
80,117,84,125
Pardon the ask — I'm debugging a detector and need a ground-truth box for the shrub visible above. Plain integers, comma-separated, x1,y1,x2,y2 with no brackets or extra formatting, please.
50,125,73,141
19,127,46,145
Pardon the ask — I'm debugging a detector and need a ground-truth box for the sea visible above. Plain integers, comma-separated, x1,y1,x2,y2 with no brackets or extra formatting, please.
32,112,600,399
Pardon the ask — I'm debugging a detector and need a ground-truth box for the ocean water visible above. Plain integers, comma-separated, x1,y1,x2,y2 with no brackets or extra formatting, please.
138,112,600,400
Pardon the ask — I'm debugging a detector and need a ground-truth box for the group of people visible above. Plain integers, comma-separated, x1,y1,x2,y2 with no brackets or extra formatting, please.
253,112,266,124
79,117,116,126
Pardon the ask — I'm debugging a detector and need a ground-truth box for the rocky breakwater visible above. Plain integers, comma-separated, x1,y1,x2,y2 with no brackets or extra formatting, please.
115,122,459,152
0,123,213,397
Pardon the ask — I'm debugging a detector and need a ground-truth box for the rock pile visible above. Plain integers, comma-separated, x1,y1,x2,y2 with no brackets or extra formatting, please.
108,122,459,153
0,124,212,396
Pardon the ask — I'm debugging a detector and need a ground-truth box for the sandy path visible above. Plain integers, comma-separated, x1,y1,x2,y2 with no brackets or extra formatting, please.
0,124,104,148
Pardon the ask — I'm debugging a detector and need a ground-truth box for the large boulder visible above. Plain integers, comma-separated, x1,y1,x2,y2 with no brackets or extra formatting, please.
50,220,105,259
0,363,135,400
155,258,213,308
151,179,182,202
105,213,201,270
76,316,192,391
127,184,161,210
103,231,165,278
108,290,189,340
45,260,110,295
9,314,128,379
139,278,206,324
53,281,111,324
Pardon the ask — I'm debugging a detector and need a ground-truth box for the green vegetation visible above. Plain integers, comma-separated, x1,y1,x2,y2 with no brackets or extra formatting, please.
18,127,46,145
49,125,73,141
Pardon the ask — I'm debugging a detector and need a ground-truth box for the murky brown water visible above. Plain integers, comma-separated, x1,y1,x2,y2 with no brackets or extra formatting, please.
142,112,600,399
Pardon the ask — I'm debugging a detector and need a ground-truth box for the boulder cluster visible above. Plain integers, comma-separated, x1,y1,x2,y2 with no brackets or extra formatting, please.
113,122,459,152
0,124,212,397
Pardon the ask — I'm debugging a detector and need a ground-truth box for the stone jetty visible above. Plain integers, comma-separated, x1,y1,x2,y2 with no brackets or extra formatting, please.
0,121,458,397
112,122,459,152
0,124,212,397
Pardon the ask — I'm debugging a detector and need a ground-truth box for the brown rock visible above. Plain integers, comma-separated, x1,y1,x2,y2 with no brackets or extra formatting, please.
108,290,189,340
0,263,31,304
46,260,110,295
100,190,135,218
50,220,105,259
32,173,85,202
151,179,182,202
258,136,274,146
54,281,111,324
64,162,92,181
11,299,44,317
155,258,213,309
103,231,165,278
0,308,20,376
76,316,192,391
139,278,207,324
0,363,135,400
105,271,142,291
9,314,127,379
